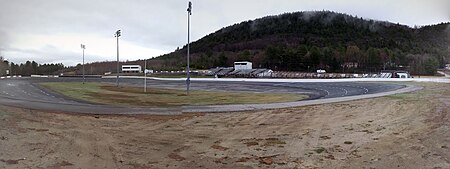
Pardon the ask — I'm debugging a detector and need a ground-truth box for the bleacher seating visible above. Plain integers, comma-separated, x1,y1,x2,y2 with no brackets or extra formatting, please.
215,68,234,76
206,67,394,79
206,68,222,76
380,73,392,78
228,70,241,76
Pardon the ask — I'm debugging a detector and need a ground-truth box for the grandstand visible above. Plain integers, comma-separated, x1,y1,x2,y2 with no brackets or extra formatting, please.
208,67,273,78
205,62,411,79
206,67,234,77
380,70,411,78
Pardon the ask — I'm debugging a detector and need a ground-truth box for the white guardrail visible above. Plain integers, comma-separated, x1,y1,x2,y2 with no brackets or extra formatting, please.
0,75,59,79
3,74,448,83
30,75,59,78
101,76,450,84
0,75,23,79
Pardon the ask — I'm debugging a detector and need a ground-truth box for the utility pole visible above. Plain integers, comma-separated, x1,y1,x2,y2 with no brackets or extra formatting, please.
115,30,121,87
80,44,86,84
186,1,192,95
144,59,147,93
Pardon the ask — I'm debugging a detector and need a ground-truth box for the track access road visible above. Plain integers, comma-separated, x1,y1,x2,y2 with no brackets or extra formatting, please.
0,77,408,114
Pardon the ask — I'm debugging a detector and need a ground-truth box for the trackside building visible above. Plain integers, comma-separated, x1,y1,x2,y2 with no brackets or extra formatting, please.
122,65,142,73
234,61,252,70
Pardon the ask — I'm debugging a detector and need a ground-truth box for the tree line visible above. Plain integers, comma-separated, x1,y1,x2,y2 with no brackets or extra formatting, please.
0,58,65,76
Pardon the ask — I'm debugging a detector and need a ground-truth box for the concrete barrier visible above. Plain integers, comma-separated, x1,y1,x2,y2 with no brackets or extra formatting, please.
100,75,450,83
141,77,450,84
31,75,59,78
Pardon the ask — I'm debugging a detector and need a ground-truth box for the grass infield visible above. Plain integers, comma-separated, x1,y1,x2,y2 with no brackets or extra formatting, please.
40,82,308,107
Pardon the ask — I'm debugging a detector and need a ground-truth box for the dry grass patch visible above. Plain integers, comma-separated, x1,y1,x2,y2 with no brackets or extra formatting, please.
40,82,307,107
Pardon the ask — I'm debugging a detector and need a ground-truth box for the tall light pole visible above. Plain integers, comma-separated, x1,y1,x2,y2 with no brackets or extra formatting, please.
115,30,121,87
186,1,192,95
144,59,147,93
80,44,86,84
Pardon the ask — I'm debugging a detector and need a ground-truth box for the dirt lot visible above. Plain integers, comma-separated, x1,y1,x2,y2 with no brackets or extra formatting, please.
0,83,449,169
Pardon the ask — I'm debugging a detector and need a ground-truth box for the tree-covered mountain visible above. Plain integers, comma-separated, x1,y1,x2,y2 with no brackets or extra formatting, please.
147,11,450,75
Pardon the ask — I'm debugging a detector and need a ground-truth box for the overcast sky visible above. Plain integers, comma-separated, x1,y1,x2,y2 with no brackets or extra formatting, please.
0,0,449,66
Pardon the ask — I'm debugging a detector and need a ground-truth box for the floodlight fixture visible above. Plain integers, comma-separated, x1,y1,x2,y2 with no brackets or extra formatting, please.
115,29,121,87
115,30,121,37
187,1,192,15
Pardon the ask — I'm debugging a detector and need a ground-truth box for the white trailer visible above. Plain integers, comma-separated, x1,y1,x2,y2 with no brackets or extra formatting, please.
122,65,142,73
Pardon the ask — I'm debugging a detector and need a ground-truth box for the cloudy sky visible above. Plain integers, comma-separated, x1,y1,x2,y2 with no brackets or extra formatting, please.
0,0,449,66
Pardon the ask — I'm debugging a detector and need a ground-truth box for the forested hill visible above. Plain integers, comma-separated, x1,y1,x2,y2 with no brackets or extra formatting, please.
147,11,450,75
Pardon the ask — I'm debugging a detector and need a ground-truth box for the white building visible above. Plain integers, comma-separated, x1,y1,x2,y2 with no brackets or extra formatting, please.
234,61,252,70
122,65,142,73
144,69,154,74
316,69,326,74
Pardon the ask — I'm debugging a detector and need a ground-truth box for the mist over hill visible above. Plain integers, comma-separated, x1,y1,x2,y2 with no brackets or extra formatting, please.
146,11,449,75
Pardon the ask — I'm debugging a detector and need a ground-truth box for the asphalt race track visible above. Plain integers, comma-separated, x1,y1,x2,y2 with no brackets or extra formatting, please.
0,77,407,114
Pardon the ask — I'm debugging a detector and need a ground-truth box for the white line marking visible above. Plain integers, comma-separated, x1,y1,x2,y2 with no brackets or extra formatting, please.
343,88,348,95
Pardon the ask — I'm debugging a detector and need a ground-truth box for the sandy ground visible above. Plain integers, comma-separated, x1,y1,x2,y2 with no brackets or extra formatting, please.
0,83,449,169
